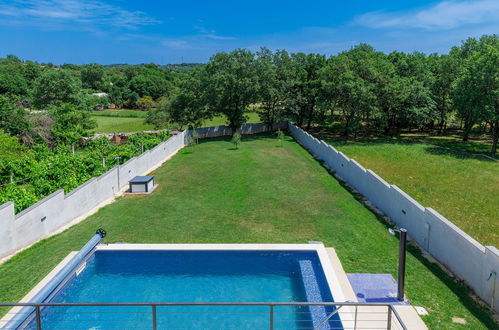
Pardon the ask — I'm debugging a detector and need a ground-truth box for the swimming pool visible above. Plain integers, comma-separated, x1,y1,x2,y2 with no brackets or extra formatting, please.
9,244,346,330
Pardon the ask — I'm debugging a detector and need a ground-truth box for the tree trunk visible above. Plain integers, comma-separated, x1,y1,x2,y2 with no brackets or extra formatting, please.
306,104,314,130
492,121,498,154
437,118,446,135
462,124,471,142
343,118,350,139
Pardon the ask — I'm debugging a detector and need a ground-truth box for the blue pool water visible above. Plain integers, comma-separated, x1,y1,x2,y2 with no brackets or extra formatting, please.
27,250,340,329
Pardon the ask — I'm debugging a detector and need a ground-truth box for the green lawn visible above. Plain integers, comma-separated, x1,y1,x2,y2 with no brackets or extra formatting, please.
0,134,495,329
91,116,155,133
91,110,148,118
202,112,261,127
92,111,261,133
309,128,499,246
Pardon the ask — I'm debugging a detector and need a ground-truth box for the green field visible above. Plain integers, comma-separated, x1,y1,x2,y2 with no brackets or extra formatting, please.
202,112,261,127
91,110,148,118
91,116,154,133
92,111,262,133
0,134,495,329
310,129,499,246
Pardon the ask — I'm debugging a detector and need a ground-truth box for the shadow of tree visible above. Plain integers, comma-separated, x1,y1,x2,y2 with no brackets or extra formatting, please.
307,126,498,162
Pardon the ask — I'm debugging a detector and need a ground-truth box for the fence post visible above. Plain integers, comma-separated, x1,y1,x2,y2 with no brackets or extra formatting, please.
35,305,42,330
354,305,358,330
152,305,157,330
398,228,407,301
269,305,274,330
387,305,392,330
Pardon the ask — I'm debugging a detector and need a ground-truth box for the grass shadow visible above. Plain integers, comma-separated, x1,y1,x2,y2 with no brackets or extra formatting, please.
308,126,498,162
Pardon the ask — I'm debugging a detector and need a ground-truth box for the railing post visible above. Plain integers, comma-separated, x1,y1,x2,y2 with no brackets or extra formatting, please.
35,306,42,330
354,305,358,330
397,228,407,301
152,305,157,330
269,305,274,330
387,305,392,330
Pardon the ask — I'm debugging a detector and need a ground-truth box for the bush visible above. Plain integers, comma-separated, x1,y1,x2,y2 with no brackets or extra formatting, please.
136,96,156,110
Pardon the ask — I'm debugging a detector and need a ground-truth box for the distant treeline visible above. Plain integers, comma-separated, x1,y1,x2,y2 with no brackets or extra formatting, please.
0,34,497,153
145,34,498,153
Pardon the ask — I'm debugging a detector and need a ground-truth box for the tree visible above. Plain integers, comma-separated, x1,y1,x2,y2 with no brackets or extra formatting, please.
32,69,82,108
81,63,105,90
321,45,379,137
387,51,436,132
454,35,499,147
255,48,291,129
203,49,258,132
0,95,30,136
286,53,326,129
0,130,25,162
0,63,29,97
146,74,208,130
129,74,171,99
49,103,96,144
428,54,459,133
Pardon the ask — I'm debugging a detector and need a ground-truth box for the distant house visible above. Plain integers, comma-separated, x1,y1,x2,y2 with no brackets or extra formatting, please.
91,92,108,98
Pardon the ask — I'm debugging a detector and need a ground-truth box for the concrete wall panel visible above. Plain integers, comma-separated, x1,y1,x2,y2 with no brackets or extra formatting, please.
287,123,499,312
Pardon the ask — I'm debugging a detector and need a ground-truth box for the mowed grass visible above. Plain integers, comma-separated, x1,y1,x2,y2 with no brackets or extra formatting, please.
309,130,499,246
202,112,261,127
91,116,155,133
92,111,261,133
0,134,496,329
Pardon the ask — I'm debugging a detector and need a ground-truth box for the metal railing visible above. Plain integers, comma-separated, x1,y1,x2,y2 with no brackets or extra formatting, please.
0,301,408,330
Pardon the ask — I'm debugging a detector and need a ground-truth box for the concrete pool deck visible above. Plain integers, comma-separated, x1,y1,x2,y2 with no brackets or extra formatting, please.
326,248,427,329
1,243,427,329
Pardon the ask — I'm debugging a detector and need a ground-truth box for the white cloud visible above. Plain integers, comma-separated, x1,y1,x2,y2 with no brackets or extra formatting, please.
354,0,499,30
161,40,191,49
0,0,161,30
193,25,235,40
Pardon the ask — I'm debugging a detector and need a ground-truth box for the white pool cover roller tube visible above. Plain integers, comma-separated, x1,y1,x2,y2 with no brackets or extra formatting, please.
4,229,107,330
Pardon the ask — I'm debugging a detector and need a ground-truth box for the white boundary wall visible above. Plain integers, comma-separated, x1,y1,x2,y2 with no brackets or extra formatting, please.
0,122,286,261
287,122,499,313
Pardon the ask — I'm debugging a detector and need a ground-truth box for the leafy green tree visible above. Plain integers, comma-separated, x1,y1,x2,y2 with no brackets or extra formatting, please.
428,54,459,133
286,52,326,129
108,85,126,108
146,74,208,130
0,96,30,136
321,45,378,137
454,41,498,151
32,69,82,108
22,61,42,89
145,97,171,129
129,74,171,99
81,63,105,90
454,35,498,146
393,52,436,130
0,130,25,162
203,49,258,132
0,63,29,97
49,103,96,144
255,48,291,129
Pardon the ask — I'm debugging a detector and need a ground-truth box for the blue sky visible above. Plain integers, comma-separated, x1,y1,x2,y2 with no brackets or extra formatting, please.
0,0,497,64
